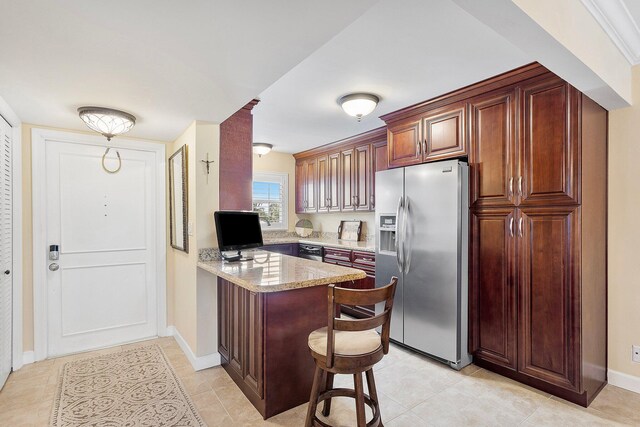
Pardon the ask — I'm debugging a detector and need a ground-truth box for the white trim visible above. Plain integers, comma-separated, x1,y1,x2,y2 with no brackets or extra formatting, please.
0,96,23,371
581,0,640,65
22,351,34,366
167,325,221,371
31,128,166,361
608,369,640,394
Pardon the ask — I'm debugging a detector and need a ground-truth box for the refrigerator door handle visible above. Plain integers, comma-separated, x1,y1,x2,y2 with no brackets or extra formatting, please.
395,196,404,272
403,197,412,274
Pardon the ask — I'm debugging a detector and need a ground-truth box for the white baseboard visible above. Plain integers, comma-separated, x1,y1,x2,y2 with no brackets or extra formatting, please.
22,351,34,366
608,369,640,394
166,325,221,371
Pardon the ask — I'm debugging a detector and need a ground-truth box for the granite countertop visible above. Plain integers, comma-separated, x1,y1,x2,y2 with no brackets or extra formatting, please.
262,236,376,253
197,250,366,293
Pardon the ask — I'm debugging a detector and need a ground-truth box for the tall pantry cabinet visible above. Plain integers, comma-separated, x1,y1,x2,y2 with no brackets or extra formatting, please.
380,63,607,407
467,69,607,407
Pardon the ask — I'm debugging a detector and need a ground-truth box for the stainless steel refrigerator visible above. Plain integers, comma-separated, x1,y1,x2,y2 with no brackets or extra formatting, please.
375,159,471,369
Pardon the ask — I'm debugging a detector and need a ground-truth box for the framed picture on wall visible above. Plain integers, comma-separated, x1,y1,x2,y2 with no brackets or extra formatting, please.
169,144,188,252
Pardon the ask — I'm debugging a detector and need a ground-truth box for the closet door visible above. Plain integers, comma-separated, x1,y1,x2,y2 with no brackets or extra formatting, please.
0,116,12,389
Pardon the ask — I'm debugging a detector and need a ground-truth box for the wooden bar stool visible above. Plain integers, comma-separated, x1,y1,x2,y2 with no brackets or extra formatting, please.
305,277,398,427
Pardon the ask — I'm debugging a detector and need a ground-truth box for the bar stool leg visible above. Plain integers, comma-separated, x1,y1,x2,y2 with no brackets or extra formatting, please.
305,366,324,427
354,372,366,427
322,372,335,416
365,369,379,408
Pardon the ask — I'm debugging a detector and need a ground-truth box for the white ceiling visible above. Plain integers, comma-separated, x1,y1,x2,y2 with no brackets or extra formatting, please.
253,0,531,153
0,0,376,142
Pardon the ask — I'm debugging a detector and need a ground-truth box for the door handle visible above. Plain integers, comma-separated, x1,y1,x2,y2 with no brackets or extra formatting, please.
395,196,404,272
416,140,422,156
49,263,60,272
518,217,524,237
518,176,523,196
508,177,513,197
403,197,412,274
509,218,514,237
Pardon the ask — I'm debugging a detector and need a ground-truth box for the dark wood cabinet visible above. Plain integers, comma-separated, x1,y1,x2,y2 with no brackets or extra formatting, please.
387,118,422,168
519,77,580,206
518,206,580,391
340,149,355,211
261,243,299,257
464,65,606,407
423,102,466,161
294,127,386,213
295,159,317,213
323,248,375,318
469,208,517,370
328,152,341,212
469,90,517,208
317,155,329,211
244,291,263,398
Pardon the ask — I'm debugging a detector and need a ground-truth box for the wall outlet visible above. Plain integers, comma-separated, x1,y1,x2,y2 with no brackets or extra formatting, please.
633,345,640,363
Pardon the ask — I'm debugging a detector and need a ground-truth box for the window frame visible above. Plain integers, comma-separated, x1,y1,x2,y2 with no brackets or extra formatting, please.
252,171,288,231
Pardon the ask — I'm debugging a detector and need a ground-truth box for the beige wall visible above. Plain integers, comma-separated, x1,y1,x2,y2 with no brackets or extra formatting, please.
302,212,374,239
20,124,170,352
252,151,299,231
513,0,632,103
608,64,640,379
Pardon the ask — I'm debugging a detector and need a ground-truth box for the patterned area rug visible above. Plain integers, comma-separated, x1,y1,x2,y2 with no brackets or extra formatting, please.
50,344,205,427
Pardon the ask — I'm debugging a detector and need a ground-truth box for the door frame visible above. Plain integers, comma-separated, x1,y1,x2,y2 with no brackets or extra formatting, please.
0,97,23,370
32,128,167,361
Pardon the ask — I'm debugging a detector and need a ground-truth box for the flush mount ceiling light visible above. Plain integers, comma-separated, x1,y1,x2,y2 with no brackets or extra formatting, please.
253,143,273,157
338,93,380,121
78,106,136,174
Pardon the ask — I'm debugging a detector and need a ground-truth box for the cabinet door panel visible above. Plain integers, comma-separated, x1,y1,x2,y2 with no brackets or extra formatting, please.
371,141,388,210
424,103,466,161
388,119,422,168
328,153,340,212
217,279,230,361
295,162,305,214
469,91,517,208
469,209,517,369
304,159,317,212
243,291,263,398
317,156,329,211
355,145,371,211
229,283,244,378
520,78,579,206
341,149,355,210
518,206,580,391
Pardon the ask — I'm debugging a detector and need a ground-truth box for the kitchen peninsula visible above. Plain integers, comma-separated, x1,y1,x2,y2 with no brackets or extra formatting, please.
197,250,366,419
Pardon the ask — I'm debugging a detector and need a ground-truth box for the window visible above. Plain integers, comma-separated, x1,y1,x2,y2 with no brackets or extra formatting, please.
252,172,288,230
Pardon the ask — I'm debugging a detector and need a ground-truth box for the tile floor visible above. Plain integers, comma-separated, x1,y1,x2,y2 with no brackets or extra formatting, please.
1,337,639,426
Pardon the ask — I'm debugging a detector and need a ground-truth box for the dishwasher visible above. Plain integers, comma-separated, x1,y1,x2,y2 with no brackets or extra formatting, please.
298,244,323,262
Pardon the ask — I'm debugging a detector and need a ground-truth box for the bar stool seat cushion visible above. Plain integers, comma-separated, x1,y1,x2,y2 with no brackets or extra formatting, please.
308,327,381,356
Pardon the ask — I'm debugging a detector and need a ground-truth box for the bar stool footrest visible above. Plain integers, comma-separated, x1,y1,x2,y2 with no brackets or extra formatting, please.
311,388,381,427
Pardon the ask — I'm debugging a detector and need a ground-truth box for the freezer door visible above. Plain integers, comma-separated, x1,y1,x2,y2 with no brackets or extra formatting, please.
403,160,463,362
374,168,404,342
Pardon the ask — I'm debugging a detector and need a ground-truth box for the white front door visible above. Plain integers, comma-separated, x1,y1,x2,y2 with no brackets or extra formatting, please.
46,140,158,357
0,116,12,388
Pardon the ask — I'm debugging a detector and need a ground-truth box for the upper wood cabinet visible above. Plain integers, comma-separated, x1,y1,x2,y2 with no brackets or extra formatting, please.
519,77,579,206
294,127,386,214
387,119,422,168
469,90,517,208
423,103,467,161
295,158,318,213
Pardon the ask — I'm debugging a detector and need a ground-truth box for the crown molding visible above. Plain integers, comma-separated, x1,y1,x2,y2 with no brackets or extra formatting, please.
581,0,640,65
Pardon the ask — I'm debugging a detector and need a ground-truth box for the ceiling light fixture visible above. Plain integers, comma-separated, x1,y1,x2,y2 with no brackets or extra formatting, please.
338,93,379,121
78,106,136,174
253,143,273,157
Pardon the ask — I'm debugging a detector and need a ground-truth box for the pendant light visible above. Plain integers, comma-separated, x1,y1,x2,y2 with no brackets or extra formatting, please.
338,93,379,121
78,106,136,173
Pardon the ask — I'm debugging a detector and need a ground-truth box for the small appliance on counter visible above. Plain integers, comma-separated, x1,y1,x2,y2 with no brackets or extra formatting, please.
214,211,263,262
375,159,471,370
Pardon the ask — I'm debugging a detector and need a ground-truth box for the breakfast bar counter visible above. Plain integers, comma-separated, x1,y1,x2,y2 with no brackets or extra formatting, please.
198,251,366,419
